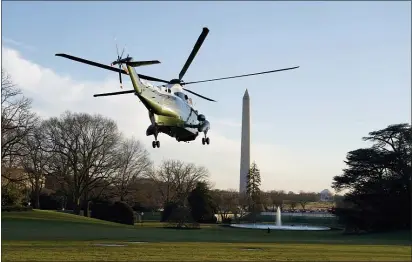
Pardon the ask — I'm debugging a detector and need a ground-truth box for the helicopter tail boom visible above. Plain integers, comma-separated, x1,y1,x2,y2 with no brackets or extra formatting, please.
126,65,147,95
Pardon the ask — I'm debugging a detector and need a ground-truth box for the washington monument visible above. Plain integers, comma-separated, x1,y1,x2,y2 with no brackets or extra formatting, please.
239,89,250,193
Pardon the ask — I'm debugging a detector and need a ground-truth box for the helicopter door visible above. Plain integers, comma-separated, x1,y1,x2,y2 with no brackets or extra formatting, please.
181,101,197,125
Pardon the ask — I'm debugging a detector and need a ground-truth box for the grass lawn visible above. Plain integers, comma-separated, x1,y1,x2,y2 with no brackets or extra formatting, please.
2,210,411,261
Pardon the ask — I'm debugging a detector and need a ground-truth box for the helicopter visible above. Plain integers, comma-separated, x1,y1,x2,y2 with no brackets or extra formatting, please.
55,27,299,149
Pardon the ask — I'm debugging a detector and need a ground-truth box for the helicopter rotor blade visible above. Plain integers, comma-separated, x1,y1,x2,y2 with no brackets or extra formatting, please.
138,74,169,84
93,89,135,97
178,27,209,81
183,66,300,85
56,53,127,74
118,64,123,88
55,53,169,83
182,88,216,102
116,42,120,58
114,41,123,88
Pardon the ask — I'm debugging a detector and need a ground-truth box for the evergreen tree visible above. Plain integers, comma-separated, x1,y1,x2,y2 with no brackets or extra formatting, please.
332,123,411,232
246,161,262,221
187,182,217,223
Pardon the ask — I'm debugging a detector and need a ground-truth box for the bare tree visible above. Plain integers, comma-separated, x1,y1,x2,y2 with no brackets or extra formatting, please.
146,159,209,206
237,192,249,219
42,111,121,215
288,201,297,211
297,191,317,211
126,178,163,212
212,189,239,222
112,137,152,201
141,183,163,211
268,190,285,211
44,143,73,195
259,191,271,211
299,200,309,210
1,69,39,178
20,123,51,208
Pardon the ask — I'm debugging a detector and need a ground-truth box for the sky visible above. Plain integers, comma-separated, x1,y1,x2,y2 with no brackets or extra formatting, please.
2,1,411,193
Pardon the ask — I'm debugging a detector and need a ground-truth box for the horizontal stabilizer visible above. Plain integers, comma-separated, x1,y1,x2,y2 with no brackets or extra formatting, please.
94,89,135,97
128,60,161,67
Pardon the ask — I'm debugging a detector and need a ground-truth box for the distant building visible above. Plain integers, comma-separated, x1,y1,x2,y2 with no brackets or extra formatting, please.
320,189,333,202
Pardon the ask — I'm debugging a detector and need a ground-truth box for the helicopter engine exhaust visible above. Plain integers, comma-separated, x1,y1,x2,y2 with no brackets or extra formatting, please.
197,114,206,122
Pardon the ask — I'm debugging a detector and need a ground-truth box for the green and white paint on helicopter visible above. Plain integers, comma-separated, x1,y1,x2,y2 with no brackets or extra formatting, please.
125,64,208,143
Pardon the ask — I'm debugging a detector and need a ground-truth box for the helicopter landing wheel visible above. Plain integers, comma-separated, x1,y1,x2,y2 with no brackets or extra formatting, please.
152,140,160,148
202,137,210,145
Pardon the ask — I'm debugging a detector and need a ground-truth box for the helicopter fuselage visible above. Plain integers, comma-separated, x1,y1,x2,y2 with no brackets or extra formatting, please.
126,64,210,143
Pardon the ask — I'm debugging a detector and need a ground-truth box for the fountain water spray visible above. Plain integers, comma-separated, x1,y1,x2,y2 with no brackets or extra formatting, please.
276,206,282,226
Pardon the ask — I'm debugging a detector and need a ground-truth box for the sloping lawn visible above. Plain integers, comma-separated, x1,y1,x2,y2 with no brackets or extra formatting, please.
2,210,410,261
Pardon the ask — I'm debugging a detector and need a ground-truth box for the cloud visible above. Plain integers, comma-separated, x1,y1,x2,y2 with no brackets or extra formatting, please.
2,46,339,192
3,38,36,51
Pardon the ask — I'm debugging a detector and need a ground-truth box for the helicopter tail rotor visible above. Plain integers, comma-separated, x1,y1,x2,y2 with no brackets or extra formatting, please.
111,43,128,88
110,41,162,89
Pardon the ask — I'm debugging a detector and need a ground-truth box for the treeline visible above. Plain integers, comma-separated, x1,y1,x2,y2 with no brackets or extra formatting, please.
3,68,409,233
1,70,210,218
1,69,332,227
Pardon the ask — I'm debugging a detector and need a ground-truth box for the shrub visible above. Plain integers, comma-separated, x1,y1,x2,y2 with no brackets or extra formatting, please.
164,206,199,229
198,214,218,224
161,201,179,222
1,185,24,206
221,217,232,224
35,191,62,210
2,205,33,212
90,200,135,225
112,201,136,225
90,200,112,221
132,202,151,213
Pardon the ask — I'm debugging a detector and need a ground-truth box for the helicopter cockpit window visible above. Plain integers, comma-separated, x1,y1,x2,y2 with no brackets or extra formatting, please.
174,92,187,101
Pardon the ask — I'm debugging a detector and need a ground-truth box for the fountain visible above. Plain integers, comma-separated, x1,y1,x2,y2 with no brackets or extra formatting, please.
276,206,282,226
230,206,331,231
